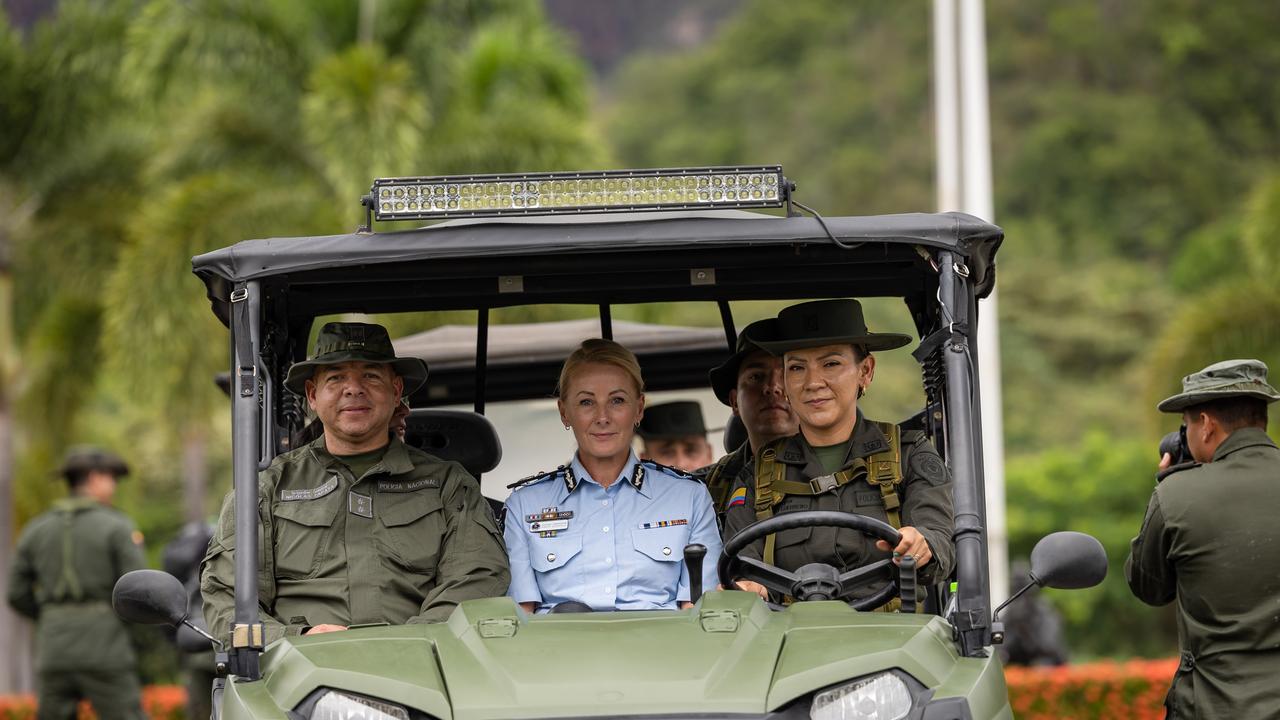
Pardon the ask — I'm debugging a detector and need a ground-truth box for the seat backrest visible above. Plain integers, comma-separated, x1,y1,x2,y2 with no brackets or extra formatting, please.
402,409,503,478
723,412,747,454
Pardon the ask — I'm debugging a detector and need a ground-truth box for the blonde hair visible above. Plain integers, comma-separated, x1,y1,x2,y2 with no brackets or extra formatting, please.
557,338,645,397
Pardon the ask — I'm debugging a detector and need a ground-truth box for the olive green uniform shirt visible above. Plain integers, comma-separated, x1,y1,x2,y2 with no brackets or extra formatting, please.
722,415,956,595
1126,427,1280,719
7,497,146,672
201,437,510,646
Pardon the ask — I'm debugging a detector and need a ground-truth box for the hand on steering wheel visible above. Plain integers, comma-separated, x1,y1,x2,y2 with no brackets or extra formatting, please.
718,510,903,611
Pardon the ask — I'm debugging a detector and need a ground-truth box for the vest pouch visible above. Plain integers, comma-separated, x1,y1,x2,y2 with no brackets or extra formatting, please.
272,494,341,579
378,492,445,575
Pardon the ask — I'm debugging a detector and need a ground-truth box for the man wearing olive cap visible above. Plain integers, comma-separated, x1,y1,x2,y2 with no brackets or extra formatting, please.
1127,359,1280,719
201,322,509,646
8,447,146,720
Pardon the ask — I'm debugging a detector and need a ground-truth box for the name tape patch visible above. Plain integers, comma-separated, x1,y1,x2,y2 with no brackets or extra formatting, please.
281,476,338,502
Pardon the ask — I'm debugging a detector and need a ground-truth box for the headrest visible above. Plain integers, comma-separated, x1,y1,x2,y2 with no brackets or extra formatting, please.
723,413,748,454
403,409,503,478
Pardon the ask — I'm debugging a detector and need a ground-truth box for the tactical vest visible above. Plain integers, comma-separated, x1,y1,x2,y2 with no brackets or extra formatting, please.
752,421,915,611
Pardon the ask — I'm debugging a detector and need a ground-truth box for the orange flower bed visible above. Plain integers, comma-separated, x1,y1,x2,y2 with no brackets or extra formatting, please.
1005,657,1179,719
0,685,187,720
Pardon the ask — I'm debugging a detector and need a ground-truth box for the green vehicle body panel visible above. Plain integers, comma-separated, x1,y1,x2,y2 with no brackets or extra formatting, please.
222,591,1010,720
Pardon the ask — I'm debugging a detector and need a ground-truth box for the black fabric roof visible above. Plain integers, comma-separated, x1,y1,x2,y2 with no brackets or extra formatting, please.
193,210,1002,326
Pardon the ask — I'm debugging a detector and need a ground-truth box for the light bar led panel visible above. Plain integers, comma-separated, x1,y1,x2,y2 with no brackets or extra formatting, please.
370,166,786,221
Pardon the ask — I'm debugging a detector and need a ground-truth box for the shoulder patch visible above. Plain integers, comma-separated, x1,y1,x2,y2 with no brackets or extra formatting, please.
909,451,949,486
640,459,697,480
507,466,563,491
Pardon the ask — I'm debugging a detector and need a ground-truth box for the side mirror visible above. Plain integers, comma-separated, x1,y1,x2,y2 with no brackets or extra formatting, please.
990,531,1107,645
1029,531,1108,590
113,569,188,626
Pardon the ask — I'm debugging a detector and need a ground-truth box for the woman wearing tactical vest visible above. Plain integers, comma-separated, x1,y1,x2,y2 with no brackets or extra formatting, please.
503,339,723,612
720,299,955,607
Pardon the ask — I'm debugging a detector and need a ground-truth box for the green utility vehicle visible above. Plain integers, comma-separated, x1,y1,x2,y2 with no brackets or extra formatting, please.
114,166,1106,720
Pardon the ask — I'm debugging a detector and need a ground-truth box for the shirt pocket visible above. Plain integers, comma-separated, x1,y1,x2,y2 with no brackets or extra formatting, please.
529,533,583,573
632,525,691,564
378,492,446,577
272,496,341,580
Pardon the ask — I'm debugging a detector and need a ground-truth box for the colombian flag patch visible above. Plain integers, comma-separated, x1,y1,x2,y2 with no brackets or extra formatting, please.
726,486,748,509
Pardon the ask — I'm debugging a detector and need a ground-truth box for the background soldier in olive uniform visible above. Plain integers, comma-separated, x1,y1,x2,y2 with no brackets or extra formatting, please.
722,300,954,605
201,322,509,645
700,318,798,509
1126,359,1280,719
638,401,716,473
7,447,146,720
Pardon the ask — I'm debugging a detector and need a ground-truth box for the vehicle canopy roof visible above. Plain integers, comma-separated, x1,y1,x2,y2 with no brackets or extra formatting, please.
193,210,1002,329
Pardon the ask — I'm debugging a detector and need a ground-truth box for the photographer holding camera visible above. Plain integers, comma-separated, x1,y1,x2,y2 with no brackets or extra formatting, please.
1126,359,1280,719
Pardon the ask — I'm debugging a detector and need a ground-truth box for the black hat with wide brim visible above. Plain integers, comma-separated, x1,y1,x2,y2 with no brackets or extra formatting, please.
637,401,710,440
708,318,780,406
754,299,913,355
284,322,429,396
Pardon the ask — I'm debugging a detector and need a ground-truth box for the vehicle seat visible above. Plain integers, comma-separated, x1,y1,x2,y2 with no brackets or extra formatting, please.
723,413,747,454
403,409,503,478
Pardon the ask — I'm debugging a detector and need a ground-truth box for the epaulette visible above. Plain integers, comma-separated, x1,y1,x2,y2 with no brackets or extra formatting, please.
901,428,927,445
1156,461,1201,484
506,466,566,491
640,459,698,480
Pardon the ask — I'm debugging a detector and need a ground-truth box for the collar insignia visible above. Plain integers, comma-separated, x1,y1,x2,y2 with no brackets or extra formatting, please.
630,463,645,491
563,466,578,493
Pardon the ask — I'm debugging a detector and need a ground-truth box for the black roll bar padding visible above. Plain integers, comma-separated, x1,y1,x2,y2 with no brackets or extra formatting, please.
230,280,263,679
475,307,489,416
599,304,613,340
717,300,736,350
937,251,991,657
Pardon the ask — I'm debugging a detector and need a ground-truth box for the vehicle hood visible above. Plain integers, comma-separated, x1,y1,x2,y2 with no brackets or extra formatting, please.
248,592,989,720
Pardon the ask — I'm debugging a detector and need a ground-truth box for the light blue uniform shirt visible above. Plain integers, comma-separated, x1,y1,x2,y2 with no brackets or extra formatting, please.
504,451,722,612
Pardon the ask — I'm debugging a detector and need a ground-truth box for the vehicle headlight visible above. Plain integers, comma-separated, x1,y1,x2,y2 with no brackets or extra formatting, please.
306,690,410,720
809,672,913,720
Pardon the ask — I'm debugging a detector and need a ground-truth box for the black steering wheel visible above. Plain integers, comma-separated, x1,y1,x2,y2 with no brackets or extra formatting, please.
718,510,904,610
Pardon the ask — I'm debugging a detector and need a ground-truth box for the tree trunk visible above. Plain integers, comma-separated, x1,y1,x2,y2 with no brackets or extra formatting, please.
0,241,35,693
183,426,209,523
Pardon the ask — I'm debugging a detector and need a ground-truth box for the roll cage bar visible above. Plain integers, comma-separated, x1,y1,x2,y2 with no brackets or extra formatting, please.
196,210,1002,678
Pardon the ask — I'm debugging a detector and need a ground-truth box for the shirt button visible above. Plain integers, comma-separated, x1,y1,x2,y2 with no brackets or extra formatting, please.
605,586,612,593
662,547,672,556
547,553,556,562
602,500,609,507
603,526,610,533
606,557,613,564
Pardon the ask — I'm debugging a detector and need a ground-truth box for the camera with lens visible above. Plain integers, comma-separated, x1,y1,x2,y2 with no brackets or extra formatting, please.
1159,425,1192,466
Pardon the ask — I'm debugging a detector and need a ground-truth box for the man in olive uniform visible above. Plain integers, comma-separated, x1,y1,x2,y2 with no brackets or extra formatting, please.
699,318,798,509
638,401,716,473
201,322,509,646
1126,359,1280,718
721,300,955,605
7,447,146,720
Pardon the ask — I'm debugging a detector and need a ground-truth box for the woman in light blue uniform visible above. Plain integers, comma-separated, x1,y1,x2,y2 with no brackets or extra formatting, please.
504,339,722,612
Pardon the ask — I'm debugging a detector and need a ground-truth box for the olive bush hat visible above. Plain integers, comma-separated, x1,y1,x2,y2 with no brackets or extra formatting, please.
284,322,429,395
754,299,912,355
1157,358,1280,413
59,446,129,482
637,401,709,440
708,318,780,405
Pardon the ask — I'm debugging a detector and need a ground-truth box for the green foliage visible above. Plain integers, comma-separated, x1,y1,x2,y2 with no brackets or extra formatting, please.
1006,434,1177,658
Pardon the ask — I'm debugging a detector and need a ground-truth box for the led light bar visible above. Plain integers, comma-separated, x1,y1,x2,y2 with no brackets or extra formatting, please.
368,165,787,221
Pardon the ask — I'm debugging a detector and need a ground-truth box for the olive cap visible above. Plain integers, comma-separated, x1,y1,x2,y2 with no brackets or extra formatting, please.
1157,358,1280,413
58,446,129,482
637,401,708,440
284,322,428,395
708,318,780,406
755,299,912,355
